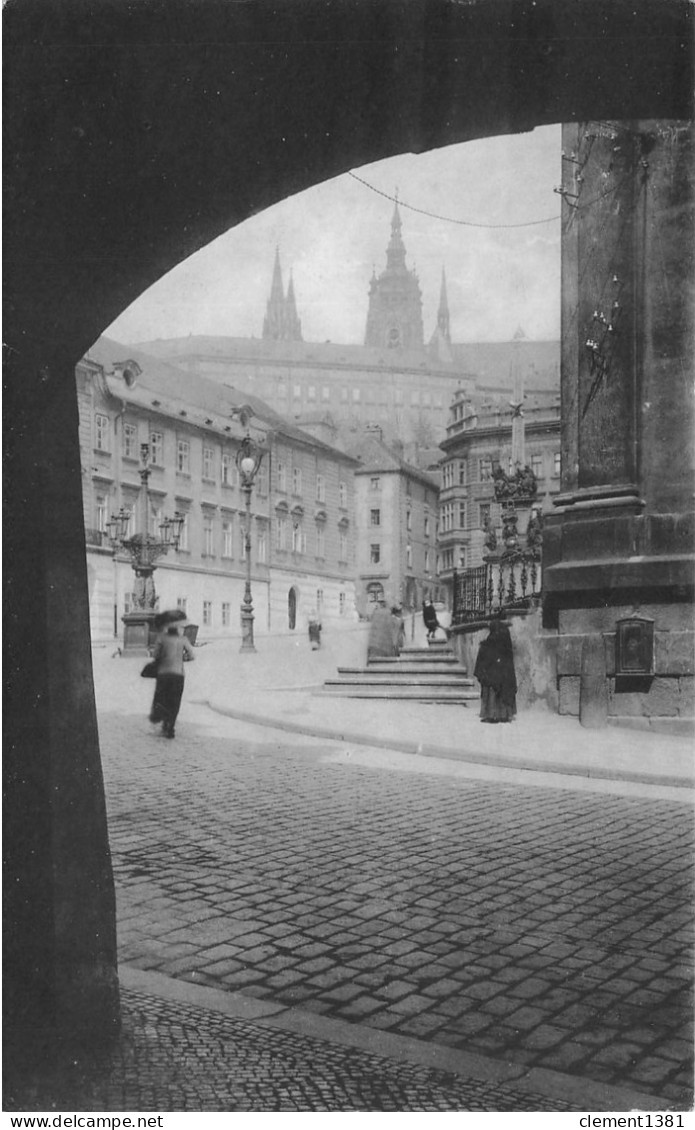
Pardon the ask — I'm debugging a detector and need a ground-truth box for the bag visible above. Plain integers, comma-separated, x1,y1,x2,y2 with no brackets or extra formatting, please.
140,660,158,679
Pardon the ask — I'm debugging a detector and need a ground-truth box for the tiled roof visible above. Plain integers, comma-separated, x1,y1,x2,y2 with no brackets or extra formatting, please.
84,336,359,462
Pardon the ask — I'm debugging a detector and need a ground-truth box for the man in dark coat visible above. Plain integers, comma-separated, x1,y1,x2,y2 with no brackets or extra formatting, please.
473,617,517,723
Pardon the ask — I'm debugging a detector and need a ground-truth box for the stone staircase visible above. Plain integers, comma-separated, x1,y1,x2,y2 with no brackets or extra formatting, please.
321,640,478,703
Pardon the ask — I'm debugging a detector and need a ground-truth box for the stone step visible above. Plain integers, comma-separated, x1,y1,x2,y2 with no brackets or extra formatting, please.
368,654,460,666
400,645,454,655
319,685,478,702
336,667,473,682
326,676,476,690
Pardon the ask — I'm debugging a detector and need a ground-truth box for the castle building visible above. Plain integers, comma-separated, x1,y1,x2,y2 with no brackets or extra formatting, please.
136,211,559,464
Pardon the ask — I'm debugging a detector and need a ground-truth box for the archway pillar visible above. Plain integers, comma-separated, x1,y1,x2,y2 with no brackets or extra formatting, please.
543,120,694,725
4,346,120,1066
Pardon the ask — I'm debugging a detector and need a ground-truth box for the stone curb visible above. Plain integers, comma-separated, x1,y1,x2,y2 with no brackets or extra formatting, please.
204,699,695,790
120,966,675,1113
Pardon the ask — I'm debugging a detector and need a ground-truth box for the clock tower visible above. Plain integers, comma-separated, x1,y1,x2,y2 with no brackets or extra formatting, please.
364,202,424,350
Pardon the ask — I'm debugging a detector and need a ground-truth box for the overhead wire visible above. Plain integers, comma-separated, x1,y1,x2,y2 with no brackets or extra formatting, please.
347,171,560,229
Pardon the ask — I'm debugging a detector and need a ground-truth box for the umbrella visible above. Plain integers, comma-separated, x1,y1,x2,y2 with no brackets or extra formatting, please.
153,608,188,632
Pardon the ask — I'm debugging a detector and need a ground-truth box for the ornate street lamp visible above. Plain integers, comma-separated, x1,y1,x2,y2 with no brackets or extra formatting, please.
106,442,185,652
235,432,265,652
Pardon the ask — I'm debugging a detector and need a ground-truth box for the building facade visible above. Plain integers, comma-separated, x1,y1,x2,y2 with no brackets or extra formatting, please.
351,430,441,618
80,337,360,643
438,387,561,583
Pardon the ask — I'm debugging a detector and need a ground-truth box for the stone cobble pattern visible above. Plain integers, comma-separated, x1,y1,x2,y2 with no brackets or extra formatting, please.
8,989,574,1113
100,707,694,1105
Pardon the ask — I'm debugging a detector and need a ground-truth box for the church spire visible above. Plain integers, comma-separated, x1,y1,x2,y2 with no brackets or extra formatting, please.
385,200,406,273
263,248,285,340
284,270,303,341
262,249,303,341
437,267,451,343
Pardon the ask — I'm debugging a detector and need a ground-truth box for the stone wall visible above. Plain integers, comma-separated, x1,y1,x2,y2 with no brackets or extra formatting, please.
557,602,694,731
452,607,559,713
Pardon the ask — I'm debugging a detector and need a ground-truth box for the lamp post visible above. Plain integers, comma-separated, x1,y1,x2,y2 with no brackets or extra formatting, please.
106,442,185,652
235,432,265,652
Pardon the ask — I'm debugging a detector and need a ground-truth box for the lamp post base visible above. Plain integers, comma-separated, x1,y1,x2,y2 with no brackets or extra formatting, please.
240,604,256,652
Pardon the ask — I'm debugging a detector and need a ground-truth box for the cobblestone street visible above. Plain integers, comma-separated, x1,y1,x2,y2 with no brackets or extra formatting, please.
87,696,694,1111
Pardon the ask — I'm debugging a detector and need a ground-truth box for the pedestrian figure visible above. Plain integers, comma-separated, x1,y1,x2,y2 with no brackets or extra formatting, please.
422,599,440,642
308,611,322,650
473,617,517,723
391,605,406,656
149,623,195,738
367,600,399,659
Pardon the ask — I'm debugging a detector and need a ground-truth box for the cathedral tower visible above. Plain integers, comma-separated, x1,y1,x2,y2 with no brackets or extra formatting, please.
364,202,424,350
262,249,303,341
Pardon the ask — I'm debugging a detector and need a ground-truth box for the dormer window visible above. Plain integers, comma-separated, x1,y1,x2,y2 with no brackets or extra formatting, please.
112,359,142,387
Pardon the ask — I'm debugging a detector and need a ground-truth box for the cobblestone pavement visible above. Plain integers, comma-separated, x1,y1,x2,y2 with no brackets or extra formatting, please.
99,706,693,1107
7,988,574,1112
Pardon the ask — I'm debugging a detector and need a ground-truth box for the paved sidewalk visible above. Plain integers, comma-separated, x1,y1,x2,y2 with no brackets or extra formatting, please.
97,627,695,788
5,975,665,1113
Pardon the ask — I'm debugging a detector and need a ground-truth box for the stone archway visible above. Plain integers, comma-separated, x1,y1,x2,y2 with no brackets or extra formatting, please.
3,0,691,1069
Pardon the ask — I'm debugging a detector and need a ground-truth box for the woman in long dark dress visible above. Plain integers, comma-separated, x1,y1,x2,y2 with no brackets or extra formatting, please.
473,618,517,723
422,600,440,641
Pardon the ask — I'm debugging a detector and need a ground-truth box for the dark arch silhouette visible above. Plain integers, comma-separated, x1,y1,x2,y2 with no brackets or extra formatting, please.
3,0,692,1073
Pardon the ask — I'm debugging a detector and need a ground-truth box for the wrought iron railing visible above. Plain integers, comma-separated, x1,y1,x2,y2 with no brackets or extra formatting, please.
452,551,542,627
452,565,489,625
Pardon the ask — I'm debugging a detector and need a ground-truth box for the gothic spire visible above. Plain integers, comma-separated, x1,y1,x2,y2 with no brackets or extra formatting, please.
437,267,451,343
385,200,406,272
284,270,303,341
263,247,286,340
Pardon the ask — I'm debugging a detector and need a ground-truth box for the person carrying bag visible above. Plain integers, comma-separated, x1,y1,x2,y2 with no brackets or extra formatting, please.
148,623,195,739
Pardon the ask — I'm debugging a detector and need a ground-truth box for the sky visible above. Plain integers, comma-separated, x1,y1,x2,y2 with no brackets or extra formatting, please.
106,124,561,347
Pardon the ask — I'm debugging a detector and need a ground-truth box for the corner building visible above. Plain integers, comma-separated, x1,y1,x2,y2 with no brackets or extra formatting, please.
80,337,359,643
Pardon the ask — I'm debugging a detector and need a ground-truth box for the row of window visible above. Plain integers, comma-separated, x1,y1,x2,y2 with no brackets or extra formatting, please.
438,548,466,572
368,476,434,506
442,452,561,487
440,501,501,533
124,591,349,625
369,508,432,537
95,416,350,505
274,384,445,409
96,491,349,562
274,462,348,506
369,543,428,571
275,517,348,560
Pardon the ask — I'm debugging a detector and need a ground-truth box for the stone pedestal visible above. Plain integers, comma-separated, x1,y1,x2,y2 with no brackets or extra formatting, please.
122,609,157,654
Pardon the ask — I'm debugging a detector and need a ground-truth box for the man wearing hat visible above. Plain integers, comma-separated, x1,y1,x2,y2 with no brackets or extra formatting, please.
149,619,195,738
